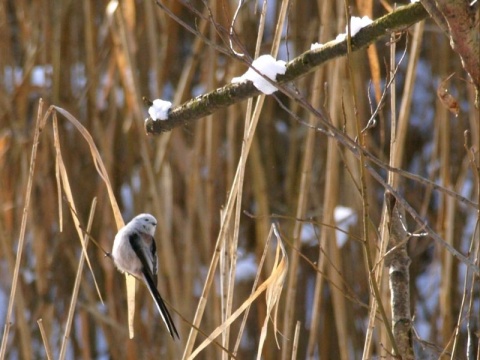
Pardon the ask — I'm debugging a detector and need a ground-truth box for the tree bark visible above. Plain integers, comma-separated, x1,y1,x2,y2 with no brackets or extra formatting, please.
384,192,414,360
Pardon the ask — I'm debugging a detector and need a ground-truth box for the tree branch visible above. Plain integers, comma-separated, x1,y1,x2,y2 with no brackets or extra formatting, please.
145,3,428,135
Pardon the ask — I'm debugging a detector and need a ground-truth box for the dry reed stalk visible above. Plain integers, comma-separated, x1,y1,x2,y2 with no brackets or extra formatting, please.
82,0,97,124
221,0,269,357
284,99,301,210
204,7,228,360
281,47,322,360
303,5,335,356
0,200,32,360
51,3,61,105
323,116,349,360
182,127,203,328
0,101,47,360
249,135,273,267
358,22,397,360
182,105,246,358
153,13,209,173
395,21,425,168
58,198,97,360
2,223,33,360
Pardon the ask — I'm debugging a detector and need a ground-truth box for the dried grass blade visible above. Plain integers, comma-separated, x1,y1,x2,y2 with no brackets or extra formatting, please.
51,105,136,338
52,114,103,304
232,227,274,355
257,225,288,359
52,106,123,225
188,232,288,359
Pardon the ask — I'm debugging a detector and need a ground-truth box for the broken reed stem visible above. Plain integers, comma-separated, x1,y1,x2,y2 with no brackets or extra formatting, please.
37,319,53,360
291,321,301,360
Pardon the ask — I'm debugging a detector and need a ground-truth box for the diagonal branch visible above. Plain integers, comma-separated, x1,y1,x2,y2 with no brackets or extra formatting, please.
145,3,428,135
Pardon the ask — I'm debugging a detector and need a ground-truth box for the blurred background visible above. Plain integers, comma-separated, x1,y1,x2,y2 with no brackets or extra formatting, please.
0,0,478,359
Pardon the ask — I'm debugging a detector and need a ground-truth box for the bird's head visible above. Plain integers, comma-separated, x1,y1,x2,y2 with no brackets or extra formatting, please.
132,213,157,236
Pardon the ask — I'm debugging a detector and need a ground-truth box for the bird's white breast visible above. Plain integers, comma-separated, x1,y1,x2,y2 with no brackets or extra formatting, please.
112,227,143,276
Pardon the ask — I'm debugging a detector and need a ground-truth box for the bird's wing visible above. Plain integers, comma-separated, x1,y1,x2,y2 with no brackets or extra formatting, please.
128,232,156,279
128,232,179,339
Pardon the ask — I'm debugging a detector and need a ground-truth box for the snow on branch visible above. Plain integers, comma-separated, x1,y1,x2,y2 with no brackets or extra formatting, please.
145,3,428,135
231,55,287,95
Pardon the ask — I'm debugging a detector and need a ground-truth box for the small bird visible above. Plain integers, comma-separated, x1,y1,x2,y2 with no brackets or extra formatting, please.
112,213,179,339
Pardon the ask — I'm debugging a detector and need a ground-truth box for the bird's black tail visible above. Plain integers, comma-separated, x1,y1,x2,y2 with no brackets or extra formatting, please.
142,272,180,339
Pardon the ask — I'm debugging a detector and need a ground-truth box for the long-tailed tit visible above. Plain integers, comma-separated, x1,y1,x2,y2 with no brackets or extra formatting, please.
112,213,179,339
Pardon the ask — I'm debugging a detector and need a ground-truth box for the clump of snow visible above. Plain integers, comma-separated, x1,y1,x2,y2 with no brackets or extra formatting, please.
410,0,420,2
334,206,357,248
300,223,318,246
148,99,172,121
235,253,258,282
349,16,373,35
4,65,54,93
231,54,286,95
106,0,119,15
335,16,373,42
310,42,323,50
32,65,53,87
299,207,357,248
334,206,356,223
